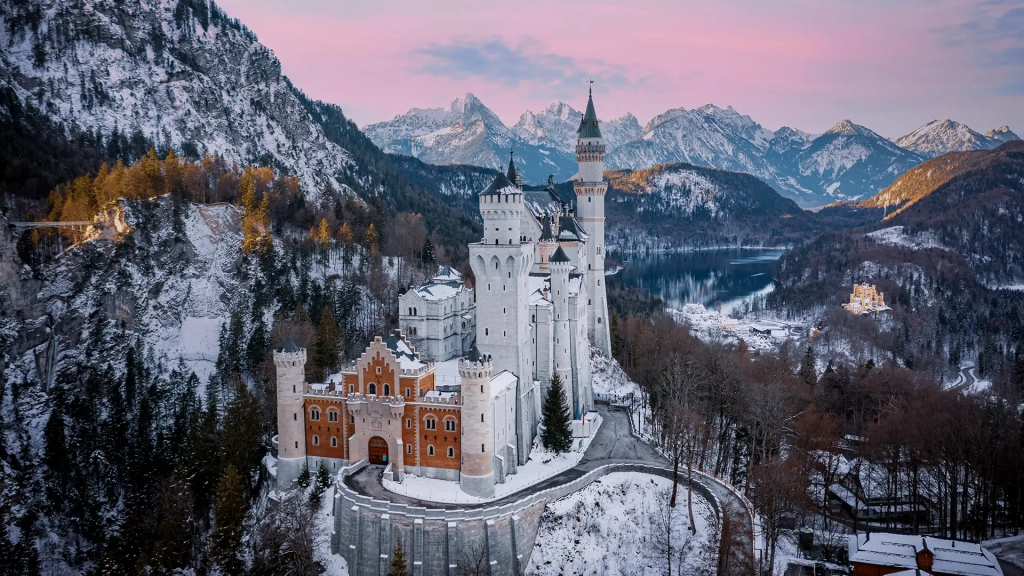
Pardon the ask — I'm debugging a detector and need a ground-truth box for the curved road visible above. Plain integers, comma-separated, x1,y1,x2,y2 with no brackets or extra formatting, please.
344,405,755,574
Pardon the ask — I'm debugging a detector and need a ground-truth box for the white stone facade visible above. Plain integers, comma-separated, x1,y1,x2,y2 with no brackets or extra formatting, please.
399,267,475,361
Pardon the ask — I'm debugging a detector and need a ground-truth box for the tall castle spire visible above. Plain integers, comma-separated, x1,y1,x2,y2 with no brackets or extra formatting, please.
506,148,522,189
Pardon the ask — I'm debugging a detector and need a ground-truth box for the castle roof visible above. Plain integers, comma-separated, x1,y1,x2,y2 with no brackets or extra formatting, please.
550,246,571,263
465,346,487,363
383,330,425,370
480,172,518,196
506,150,518,184
558,216,588,241
277,337,300,353
578,90,602,139
539,215,555,241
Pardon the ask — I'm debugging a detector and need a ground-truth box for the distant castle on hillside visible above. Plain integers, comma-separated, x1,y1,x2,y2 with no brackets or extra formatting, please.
843,284,890,315
273,88,611,498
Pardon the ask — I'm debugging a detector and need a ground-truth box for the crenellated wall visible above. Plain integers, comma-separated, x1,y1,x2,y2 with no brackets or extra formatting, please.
332,460,723,576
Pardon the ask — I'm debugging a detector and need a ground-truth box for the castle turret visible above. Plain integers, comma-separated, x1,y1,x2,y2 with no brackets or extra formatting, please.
537,215,557,273
274,338,307,487
549,247,573,400
459,347,495,498
574,85,612,356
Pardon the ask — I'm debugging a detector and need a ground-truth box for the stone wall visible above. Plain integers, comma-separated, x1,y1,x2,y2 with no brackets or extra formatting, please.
332,460,723,576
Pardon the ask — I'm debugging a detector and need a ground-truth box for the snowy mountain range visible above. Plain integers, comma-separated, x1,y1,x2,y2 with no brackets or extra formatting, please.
368,93,1019,207
0,0,358,203
892,120,1017,158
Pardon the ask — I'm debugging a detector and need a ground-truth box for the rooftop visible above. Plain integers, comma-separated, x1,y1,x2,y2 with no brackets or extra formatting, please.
849,533,1003,576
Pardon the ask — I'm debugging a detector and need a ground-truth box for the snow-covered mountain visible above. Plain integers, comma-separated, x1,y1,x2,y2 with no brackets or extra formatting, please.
893,119,1014,158
0,0,364,202
363,94,577,183
986,126,1020,144
606,104,777,188
511,101,641,154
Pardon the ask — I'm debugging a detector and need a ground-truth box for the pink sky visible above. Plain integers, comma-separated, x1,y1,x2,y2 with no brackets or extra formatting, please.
217,0,1024,137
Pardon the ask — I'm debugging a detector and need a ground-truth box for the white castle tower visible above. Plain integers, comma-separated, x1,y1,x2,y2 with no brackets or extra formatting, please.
469,170,534,381
549,246,573,397
273,338,307,487
459,347,495,498
574,85,612,356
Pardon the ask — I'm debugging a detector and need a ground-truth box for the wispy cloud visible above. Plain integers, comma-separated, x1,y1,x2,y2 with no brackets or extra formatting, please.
942,1,1024,92
412,37,635,98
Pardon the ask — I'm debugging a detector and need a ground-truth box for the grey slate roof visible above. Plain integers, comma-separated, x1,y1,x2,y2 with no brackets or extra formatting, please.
480,172,518,196
278,337,300,353
506,150,518,183
539,215,554,241
550,246,571,263
577,92,602,139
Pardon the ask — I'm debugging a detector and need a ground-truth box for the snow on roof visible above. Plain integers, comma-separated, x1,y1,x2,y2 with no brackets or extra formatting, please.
849,533,1003,576
491,370,517,398
528,274,551,306
432,266,461,282
424,390,457,400
416,282,460,301
568,275,583,296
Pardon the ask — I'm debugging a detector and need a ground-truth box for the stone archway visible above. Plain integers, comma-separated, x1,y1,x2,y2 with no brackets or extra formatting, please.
368,436,389,465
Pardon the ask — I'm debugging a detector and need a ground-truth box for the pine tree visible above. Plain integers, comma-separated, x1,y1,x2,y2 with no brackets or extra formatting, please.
387,537,409,576
541,374,573,453
310,463,331,507
212,466,247,576
421,237,435,265
315,305,340,380
798,345,817,388
297,464,311,489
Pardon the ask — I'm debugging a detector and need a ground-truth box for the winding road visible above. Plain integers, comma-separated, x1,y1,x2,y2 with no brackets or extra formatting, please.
344,405,755,575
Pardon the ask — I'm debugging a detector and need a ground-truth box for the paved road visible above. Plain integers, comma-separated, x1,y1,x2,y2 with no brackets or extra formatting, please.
1001,559,1024,576
343,405,756,574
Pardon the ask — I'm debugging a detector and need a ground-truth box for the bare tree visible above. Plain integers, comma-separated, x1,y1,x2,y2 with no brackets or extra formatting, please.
750,457,808,575
453,537,490,576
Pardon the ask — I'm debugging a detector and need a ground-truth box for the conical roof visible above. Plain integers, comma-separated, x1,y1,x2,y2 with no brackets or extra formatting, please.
550,246,571,263
577,90,602,139
278,337,300,353
466,346,484,362
480,172,517,196
539,215,555,241
506,149,518,183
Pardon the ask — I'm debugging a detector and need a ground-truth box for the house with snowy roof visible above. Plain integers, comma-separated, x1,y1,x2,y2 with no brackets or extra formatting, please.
848,532,1003,576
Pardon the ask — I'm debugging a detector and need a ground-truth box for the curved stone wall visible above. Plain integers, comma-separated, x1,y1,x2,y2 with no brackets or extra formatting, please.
332,460,723,576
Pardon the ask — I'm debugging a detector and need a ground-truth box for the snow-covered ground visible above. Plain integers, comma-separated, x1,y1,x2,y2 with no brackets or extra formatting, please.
383,416,602,504
668,303,806,353
591,351,640,397
867,226,945,251
983,534,1024,570
526,472,718,576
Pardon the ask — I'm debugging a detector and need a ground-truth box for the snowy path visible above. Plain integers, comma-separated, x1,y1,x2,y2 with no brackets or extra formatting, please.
343,405,757,575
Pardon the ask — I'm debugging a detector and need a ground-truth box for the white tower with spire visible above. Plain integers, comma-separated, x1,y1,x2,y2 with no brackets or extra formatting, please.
575,84,612,356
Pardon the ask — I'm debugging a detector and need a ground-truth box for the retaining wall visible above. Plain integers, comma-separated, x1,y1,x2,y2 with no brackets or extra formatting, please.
333,460,723,576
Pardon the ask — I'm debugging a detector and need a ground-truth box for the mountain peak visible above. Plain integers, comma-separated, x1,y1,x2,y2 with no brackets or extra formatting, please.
986,126,1020,143
827,119,863,136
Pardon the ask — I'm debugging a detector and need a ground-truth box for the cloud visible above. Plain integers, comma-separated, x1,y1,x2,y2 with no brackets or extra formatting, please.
412,37,634,97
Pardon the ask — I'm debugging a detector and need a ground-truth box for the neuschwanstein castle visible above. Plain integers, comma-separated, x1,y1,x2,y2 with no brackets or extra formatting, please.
273,90,611,498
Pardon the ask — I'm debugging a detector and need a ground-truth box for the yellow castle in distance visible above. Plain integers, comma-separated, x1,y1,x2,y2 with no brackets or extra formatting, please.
843,284,891,315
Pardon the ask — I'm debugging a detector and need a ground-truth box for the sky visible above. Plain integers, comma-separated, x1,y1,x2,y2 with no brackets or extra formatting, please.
216,0,1024,138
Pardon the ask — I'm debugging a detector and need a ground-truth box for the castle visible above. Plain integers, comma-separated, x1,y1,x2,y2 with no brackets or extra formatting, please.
843,284,890,315
273,89,611,498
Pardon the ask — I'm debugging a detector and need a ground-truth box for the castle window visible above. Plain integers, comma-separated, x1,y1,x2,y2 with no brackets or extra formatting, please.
406,418,411,428
292,385,295,393
445,418,456,431
485,328,489,336
383,384,390,396
481,414,485,422
589,197,592,202
295,441,298,448
376,367,382,374
407,445,412,454
428,445,435,456
328,410,338,422
312,435,319,446
349,384,354,393
425,417,437,430
495,261,499,269
293,413,297,421
310,408,320,421
350,414,355,424
330,436,337,447
448,447,455,458
482,444,485,453
405,388,410,398
369,383,377,395
588,299,592,305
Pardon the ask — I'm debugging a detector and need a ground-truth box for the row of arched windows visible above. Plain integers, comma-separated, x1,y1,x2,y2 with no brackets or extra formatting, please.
311,435,339,448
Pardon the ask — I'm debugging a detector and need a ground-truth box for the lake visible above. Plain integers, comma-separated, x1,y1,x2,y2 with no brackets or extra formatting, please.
613,249,784,314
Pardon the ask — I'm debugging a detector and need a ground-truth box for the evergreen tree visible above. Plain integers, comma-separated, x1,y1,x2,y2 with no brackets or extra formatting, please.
387,537,409,576
222,379,263,498
421,237,435,265
798,345,817,388
541,375,573,453
310,463,331,507
212,466,247,576
297,464,311,489
315,305,340,380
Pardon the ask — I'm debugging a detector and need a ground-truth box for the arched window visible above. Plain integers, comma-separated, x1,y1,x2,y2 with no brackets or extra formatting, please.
447,447,455,458
427,445,435,456
425,416,437,430
328,409,339,422
383,384,390,397
368,383,377,395
330,436,337,447
407,444,412,454
312,435,319,446
309,408,321,421
445,418,457,432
